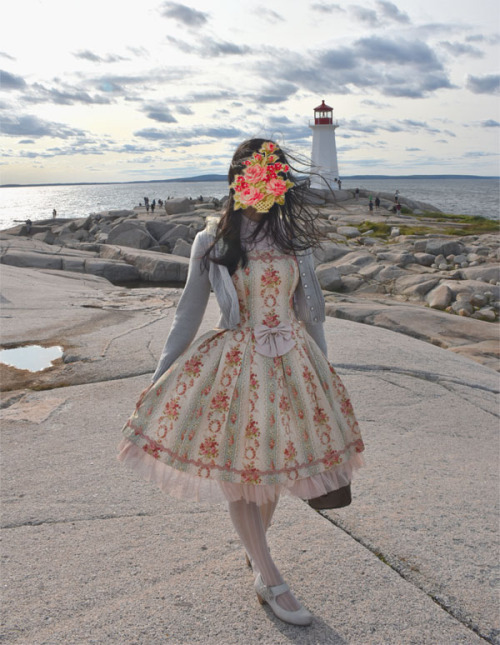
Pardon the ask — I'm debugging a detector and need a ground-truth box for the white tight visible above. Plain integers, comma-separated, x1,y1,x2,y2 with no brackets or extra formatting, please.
228,498,301,611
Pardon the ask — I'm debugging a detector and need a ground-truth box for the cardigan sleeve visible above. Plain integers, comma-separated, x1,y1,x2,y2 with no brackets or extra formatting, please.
151,232,211,382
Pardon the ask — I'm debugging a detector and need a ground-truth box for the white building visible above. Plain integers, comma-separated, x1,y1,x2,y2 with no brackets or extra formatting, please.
309,100,340,191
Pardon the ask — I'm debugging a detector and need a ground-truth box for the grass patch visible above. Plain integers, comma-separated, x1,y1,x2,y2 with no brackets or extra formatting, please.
357,221,391,236
416,211,499,235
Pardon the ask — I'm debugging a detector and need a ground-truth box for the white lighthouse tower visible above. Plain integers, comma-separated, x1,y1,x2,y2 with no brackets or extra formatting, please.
309,100,339,191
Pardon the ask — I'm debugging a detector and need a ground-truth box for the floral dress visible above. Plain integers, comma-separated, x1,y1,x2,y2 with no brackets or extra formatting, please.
118,245,364,505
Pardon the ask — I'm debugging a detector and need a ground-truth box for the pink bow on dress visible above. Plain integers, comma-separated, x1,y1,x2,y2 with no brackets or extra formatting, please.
253,322,295,358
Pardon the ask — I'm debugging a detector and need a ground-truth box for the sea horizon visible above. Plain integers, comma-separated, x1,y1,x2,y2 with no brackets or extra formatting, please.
2,173,499,189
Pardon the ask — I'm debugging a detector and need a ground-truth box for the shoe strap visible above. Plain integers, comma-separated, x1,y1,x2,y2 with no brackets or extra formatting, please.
269,582,289,598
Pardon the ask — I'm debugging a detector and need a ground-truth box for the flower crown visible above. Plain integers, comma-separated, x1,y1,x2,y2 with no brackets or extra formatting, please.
230,141,295,213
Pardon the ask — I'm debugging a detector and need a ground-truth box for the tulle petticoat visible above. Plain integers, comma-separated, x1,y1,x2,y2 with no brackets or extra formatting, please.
117,437,364,505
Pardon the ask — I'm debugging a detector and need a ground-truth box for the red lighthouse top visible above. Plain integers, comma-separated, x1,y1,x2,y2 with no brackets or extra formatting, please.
314,100,333,125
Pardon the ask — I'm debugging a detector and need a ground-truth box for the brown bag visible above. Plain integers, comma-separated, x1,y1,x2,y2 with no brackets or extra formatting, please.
307,484,352,510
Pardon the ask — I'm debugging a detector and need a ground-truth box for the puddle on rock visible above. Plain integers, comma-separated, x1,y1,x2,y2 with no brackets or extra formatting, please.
0,345,63,372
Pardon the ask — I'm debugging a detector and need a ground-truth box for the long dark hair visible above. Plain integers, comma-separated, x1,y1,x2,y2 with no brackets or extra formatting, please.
203,138,324,275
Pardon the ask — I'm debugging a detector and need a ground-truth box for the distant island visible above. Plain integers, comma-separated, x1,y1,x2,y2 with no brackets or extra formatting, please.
2,174,499,189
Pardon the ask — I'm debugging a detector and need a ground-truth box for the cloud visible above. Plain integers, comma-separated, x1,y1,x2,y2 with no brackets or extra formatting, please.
310,2,344,13
406,147,422,151
176,105,193,115
350,5,378,26
143,105,178,123
1,114,86,139
440,41,483,58
0,52,15,61
481,119,500,127
167,35,251,57
19,139,35,144
160,2,209,28
256,81,298,104
466,73,500,95
0,69,26,90
134,125,244,143
24,82,112,105
356,37,441,69
258,7,285,23
73,50,128,63
376,1,410,24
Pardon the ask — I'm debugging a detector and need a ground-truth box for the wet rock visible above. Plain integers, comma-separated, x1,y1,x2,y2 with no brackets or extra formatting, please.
427,284,453,310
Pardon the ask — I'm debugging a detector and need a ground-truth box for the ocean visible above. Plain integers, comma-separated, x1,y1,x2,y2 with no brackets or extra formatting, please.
0,177,498,231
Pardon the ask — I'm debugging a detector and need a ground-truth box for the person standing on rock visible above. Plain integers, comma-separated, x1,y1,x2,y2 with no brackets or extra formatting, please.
369,197,374,212
52,209,57,219
375,197,380,210
118,138,364,627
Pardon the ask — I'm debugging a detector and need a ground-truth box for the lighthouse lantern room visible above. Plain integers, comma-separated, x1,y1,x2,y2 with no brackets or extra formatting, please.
309,100,340,191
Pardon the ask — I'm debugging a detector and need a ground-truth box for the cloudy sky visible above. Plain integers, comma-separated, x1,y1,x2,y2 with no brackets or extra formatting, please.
1,0,499,184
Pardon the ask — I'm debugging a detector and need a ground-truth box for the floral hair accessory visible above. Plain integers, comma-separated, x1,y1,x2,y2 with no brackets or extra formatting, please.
230,141,295,213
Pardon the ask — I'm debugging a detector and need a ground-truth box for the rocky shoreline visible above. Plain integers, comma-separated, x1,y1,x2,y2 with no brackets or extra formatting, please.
1,189,498,372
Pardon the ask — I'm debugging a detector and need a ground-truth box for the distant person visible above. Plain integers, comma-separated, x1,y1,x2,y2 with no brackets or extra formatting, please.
25,218,32,233
375,197,380,210
151,201,155,213
338,179,342,190
394,190,400,203
158,199,163,207
52,209,57,219
146,201,150,212
368,198,373,212
396,202,402,215
355,187,359,200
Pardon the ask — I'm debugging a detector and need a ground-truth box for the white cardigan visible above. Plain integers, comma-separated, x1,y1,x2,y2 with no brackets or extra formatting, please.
152,227,327,382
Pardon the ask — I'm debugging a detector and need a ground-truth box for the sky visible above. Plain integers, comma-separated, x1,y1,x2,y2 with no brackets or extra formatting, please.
1,0,499,184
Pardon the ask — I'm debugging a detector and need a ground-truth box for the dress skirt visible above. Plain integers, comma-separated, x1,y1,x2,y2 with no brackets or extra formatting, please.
118,249,364,505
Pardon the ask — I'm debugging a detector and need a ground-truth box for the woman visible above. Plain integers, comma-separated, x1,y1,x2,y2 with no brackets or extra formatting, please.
118,139,364,626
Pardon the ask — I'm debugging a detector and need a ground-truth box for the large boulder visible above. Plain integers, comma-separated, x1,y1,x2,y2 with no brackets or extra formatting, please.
158,224,192,247
460,266,500,283
172,239,192,258
425,239,464,257
427,284,453,310
337,226,359,238
0,250,63,270
84,259,140,282
164,198,195,215
315,263,342,291
144,220,177,241
100,245,189,282
106,222,156,250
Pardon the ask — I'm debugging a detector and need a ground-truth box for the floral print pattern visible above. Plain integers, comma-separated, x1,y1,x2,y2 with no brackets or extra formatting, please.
122,249,364,489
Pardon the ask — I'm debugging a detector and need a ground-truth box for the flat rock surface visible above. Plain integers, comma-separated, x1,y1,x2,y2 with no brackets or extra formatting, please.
1,265,498,644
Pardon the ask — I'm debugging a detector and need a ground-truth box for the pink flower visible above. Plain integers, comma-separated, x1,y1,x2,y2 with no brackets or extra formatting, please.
244,165,267,184
267,178,288,197
239,185,264,206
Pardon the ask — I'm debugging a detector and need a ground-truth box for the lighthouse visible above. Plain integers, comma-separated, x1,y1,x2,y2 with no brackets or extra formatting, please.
309,100,339,191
